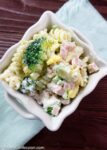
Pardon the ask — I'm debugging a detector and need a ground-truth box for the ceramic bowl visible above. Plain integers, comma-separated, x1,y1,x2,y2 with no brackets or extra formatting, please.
0,11,107,131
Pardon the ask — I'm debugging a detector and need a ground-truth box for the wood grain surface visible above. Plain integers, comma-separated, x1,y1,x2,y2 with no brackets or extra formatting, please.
0,0,107,150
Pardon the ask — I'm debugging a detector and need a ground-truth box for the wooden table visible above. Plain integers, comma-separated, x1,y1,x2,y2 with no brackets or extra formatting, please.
0,0,107,149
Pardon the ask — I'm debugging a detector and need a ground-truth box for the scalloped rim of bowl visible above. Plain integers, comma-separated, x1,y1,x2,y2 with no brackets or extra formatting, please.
0,11,107,131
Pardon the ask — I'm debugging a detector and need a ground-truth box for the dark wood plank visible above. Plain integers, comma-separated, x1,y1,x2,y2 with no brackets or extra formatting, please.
0,0,107,150
0,0,66,58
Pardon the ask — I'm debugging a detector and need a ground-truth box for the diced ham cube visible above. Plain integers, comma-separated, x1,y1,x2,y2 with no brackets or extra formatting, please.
61,99,70,105
60,42,76,59
48,83,64,96
64,42,76,50
88,62,99,74
54,86,64,96
60,47,68,59
63,82,75,90
72,57,86,68
51,105,61,116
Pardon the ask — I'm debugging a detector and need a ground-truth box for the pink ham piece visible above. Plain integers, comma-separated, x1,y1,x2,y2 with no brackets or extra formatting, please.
61,99,70,105
63,82,75,90
87,62,99,74
54,85,64,96
48,83,64,96
71,57,85,68
60,42,76,59
51,105,61,116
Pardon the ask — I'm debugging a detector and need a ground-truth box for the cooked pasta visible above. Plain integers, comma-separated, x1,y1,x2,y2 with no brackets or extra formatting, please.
0,40,30,89
49,27,72,42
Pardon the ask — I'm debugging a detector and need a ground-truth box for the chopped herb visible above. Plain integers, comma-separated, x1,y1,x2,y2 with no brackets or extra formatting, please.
47,106,53,115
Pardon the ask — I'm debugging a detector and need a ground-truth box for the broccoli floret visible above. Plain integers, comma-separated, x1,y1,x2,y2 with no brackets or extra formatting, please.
23,37,48,72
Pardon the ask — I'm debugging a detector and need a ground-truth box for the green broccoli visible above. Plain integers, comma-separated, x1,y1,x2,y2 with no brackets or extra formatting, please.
23,37,48,72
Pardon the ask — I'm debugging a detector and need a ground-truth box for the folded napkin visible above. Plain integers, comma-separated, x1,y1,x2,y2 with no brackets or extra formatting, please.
0,0,107,149
56,0,107,61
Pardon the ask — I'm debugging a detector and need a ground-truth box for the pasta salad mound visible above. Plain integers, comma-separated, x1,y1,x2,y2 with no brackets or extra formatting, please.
0,25,99,116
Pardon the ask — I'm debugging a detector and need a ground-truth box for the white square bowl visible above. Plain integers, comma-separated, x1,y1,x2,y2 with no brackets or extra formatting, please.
0,11,107,131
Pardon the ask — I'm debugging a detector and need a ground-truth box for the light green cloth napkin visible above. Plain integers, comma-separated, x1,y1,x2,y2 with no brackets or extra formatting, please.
0,0,107,149
56,0,107,61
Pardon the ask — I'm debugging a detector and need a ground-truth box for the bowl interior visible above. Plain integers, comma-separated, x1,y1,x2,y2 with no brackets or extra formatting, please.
0,11,107,131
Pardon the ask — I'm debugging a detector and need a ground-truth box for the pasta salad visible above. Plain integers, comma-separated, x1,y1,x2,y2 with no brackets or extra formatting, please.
0,25,99,116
